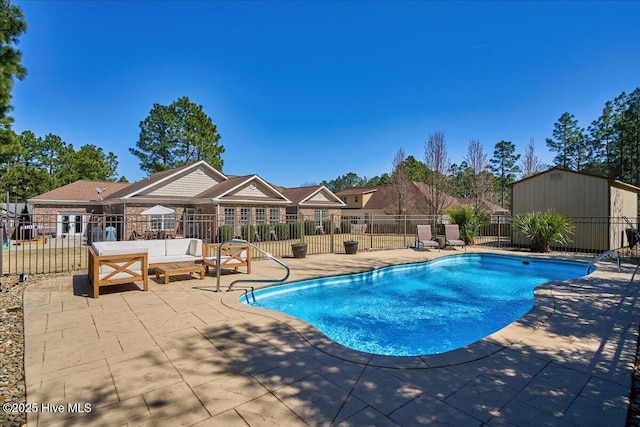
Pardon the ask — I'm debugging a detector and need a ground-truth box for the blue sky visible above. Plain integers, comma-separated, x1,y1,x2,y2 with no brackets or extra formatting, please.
11,1,640,187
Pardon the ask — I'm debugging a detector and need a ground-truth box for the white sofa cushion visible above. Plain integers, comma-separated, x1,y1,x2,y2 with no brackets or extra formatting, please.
188,239,202,256
165,239,192,256
93,238,203,270
92,240,163,257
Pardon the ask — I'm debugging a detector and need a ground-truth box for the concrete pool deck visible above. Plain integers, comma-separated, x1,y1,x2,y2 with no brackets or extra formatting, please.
23,248,639,426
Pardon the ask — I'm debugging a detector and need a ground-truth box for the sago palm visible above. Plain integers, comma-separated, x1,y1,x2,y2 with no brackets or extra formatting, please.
512,211,574,253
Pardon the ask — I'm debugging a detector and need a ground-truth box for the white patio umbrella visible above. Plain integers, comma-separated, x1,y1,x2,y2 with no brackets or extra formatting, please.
140,205,175,216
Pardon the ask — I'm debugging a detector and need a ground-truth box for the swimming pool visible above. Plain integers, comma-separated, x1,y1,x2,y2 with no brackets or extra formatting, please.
243,254,589,356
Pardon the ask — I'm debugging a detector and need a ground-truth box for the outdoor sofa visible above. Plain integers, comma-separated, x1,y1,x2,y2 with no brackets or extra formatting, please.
88,238,203,298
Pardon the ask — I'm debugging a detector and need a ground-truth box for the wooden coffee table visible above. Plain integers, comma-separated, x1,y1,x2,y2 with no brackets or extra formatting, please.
154,262,205,284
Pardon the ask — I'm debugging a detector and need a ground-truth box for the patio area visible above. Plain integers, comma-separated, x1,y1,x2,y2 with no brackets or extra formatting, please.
23,248,638,426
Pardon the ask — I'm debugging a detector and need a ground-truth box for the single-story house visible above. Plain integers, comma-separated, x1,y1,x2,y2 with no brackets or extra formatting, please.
28,161,345,241
510,167,640,251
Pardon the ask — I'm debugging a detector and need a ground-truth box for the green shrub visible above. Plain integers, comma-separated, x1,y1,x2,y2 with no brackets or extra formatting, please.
217,225,234,243
304,220,317,235
289,221,302,239
513,211,574,252
322,219,333,234
241,224,256,242
275,223,289,240
341,219,352,233
256,223,271,241
446,204,490,245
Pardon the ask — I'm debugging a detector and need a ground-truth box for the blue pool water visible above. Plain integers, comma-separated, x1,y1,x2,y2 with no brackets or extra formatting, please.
243,254,589,356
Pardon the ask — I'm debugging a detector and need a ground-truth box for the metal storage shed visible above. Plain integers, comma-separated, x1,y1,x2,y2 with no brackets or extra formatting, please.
510,167,639,252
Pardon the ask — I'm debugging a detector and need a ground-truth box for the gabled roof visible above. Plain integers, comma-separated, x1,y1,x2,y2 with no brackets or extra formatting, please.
280,185,345,207
197,175,291,204
335,187,378,196
455,196,509,214
337,182,506,214
106,160,227,200
29,180,130,204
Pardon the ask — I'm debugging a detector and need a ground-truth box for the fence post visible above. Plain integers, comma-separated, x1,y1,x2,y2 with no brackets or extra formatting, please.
404,214,408,248
497,215,501,248
330,214,335,253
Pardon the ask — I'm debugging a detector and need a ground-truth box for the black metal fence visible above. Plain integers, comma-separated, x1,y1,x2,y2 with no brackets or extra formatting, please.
1,212,638,276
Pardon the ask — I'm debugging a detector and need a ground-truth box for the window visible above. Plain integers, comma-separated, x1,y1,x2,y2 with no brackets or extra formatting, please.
240,208,251,225
149,214,175,230
224,208,235,226
314,209,328,226
355,196,359,203
256,208,266,224
270,208,280,227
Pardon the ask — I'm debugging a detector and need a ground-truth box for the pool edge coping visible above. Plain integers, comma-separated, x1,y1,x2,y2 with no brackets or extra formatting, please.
220,250,612,369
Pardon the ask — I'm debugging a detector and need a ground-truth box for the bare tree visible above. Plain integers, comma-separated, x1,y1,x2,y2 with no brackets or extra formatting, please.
465,138,494,204
519,138,544,178
424,131,452,216
389,147,411,214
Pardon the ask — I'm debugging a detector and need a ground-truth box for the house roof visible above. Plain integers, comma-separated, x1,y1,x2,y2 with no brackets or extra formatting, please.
455,197,509,214
335,187,378,196
28,161,345,209
28,180,130,204
196,175,291,204
280,185,346,207
106,160,227,200
337,182,507,214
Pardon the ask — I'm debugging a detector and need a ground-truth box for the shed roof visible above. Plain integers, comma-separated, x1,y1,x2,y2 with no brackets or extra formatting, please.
511,167,640,193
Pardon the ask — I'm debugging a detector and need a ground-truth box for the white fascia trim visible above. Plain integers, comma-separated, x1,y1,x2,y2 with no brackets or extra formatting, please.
299,186,346,206
215,175,292,204
214,199,291,206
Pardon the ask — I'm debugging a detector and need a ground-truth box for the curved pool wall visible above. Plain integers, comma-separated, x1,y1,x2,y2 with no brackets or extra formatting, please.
241,253,590,357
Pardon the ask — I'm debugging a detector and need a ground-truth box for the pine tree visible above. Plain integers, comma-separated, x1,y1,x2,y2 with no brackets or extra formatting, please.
130,96,224,174
546,112,584,170
490,140,520,208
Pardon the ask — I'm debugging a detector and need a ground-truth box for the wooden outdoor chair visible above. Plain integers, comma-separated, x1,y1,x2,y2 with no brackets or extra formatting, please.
202,242,252,275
